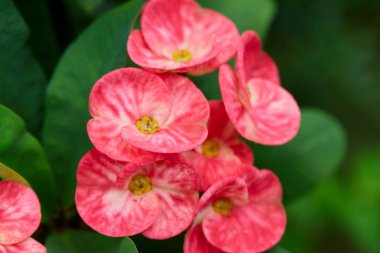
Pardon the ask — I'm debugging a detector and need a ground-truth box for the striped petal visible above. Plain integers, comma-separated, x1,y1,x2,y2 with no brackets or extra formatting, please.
183,223,224,253
88,68,171,161
141,0,199,59
219,64,255,142
187,9,239,75
1,238,46,253
236,30,280,86
121,154,200,239
75,149,160,237
245,78,301,145
122,74,209,153
0,181,41,245
198,177,249,212
127,30,220,74
129,0,239,75
202,170,286,253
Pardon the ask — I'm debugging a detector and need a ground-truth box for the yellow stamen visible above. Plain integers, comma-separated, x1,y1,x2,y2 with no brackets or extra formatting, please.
173,49,192,63
128,175,152,196
136,116,159,134
212,199,233,216
201,139,221,158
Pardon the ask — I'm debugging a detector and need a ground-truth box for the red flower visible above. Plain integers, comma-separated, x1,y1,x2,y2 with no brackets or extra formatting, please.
184,169,286,253
183,100,253,191
219,31,301,145
75,149,199,239
87,68,209,162
127,0,239,75
0,181,45,253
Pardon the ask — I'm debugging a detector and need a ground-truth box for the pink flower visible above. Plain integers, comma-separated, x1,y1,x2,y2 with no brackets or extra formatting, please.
183,100,254,191
219,31,301,145
87,68,209,162
184,169,286,253
75,149,200,239
0,181,45,253
127,0,239,76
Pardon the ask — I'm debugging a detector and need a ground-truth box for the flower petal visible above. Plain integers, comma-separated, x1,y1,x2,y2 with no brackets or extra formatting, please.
1,238,46,253
203,201,286,253
88,68,171,161
184,223,224,253
187,9,239,75
75,149,160,237
198,177,250,212
122,74,209,153
141,0,200,59
136,154,199,239
202,169,286,253
246,169,284,205
0,181,41,245
245,78,301,145
219,64,255,142
236,30,280,86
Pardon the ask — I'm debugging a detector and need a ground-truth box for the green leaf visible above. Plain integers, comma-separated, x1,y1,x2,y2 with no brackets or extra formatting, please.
199,0,277,39
0,105,57,220
251,108,346,203
46,230,138,253
0,162,30,186
42,0,145,208
0,0,46,136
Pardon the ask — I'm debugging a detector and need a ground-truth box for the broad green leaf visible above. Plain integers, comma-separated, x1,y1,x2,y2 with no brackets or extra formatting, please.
46,230,138,253
0,0,46,136
0,162,30,186
0,105,57,220
251,108,346,203
42,0,145,208
199,0,277,38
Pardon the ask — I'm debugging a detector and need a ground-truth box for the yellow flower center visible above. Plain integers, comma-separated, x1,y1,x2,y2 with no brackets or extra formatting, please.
128,175,152,196
173,49,192,63
201,139,221,158
136,116,159,134
212,199,233,216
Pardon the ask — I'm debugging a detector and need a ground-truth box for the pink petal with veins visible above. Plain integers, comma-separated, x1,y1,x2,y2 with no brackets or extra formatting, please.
75,149,160,237
141,155,199,239
0,181,41,245
236,30,280,87
88,68,170,161
121,74,209,153
128,0,239,75
1,238,46,253
184,223,224,253
182,100,253,190
219,64,301,145
127,30,219,74
198,177,250,211
202,170,286,253
245,78,301,145
117,154,199,239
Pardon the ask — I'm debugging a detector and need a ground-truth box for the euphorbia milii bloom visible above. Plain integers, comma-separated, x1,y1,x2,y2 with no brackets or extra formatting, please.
219,31,301,145
184,169,286,253
183,100,254,191
87,67,209,162
0,180,45,253
75,149,199,239
127,0,239,76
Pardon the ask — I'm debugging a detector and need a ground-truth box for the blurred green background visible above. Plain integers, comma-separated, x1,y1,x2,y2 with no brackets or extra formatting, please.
4,0,380,252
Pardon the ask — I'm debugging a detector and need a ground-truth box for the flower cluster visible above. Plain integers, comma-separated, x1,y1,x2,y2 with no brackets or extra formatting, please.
0,180,45,253
76,0,301,252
